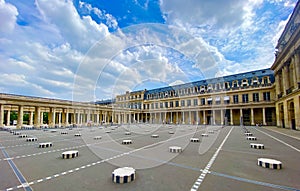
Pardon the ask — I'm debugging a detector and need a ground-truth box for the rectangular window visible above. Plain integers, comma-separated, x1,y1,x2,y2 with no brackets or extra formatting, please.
175,101,179,107
181,100,185,107
215,97,221,105
151,103,154,109
263,92,270,101
160,103,163,108
165,102,168,108
187,100,191,106
201,98,205,105
233,95,239,103
253,93,259,102
193,99,198,106
242,94,248,103
155,103,158,109
207,98,212,105
170,101,173,108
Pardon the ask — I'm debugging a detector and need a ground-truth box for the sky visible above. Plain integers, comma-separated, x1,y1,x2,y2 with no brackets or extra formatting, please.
0,0,297,101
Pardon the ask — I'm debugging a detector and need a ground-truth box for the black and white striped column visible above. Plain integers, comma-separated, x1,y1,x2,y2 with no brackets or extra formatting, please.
112,167,135,184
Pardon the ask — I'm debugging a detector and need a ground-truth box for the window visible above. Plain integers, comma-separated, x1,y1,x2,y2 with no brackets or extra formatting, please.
170,101,173,108
241,79,248,87
201,98,205,105
160,102,163,108
181,100,185,107
193,99,198,106
263,92,270,101
233,95,239,103
151,103,154,109
175,101,179,107
207,84,213,92
253,93,259,102
155,103,158,109
263,77,269,84
187,100,191,106
232,81,239,88
252,77,259,85
207,98,212,105
165,102,168,108
215,97,221,105
200,86,206,93
224,96,230,104
224,82,230,89
242,94,248,103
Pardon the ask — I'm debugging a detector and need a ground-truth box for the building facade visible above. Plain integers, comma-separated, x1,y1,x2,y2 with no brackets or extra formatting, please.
116,69,276,126
272,0,300,130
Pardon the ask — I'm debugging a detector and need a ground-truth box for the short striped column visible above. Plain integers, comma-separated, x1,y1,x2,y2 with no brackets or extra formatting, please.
169,146,182,153
122,140,132,144
106,131,111,133
190,138,200,142
151,134,159,138
201,134,208,137
19,134,28,138
246,136,257,140
62,150,79,159
250,143,264,149
94,136,102,140
245,132,253,136
208,130,214,134
112,167,135,184
169,131,174,134
26,137,38,142
14,131,21,135
257,158,282,169
125,132,131,135
61,131,68,134
39,142,53,148
74,133,81,137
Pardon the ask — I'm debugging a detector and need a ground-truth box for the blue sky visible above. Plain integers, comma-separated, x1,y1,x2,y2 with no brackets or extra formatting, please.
0,0,297,101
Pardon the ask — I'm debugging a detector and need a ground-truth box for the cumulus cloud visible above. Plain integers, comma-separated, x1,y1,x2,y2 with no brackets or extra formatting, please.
0,0,18,33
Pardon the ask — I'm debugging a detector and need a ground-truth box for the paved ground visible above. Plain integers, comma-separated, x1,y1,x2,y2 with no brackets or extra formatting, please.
0,124,299,191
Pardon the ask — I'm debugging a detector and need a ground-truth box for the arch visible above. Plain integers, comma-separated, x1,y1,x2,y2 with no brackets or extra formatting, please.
288,101,296,130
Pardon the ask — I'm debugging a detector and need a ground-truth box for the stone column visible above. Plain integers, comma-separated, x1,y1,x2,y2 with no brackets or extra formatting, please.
220,109,224,125
6,109,10,126
182,111,185,124
76,111,80,125
40,112,44,125
262,107,267,126
34,106,40,128
203,110,206,125
189,111,192,124
212,110,216,125
251,108,255,126
294,51,300,83
170,112,173,124
17,105,24,129
292,58,298,90
240,109,243,126
230,109,233,125
0,104,3,127
196,111,199,125
282,65,289,95
58,112,62,127
275,74,281,96
29,111,33,126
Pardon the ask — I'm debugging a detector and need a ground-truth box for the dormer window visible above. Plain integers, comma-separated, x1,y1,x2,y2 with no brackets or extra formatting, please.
232,80,239,88
241,79,248,87
252,77,259,85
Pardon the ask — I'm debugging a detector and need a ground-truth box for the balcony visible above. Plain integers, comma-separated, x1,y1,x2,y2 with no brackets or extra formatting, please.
277,92,283,99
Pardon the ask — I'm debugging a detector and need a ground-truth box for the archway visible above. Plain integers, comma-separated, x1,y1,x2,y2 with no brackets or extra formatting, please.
288,102,296,130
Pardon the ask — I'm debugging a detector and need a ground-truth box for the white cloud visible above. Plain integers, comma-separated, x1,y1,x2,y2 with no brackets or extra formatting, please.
0,0,18,33
36,0,109,51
